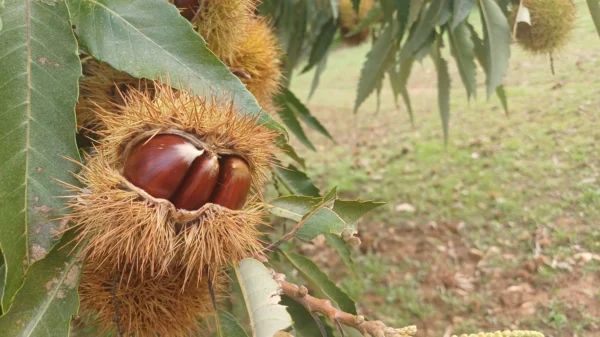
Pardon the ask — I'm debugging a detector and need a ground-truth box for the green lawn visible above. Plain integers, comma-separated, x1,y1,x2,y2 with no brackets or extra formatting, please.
286,2,600,336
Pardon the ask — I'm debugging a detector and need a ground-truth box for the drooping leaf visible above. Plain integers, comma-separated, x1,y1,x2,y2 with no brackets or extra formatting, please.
495,84,509,116
431,40,451,144
346,2,382,37
395,0,412,41
217,310,250,337
280,0,308,82
400,0,448,60
280,251,357,314
274,165,321,197
324,234,357,277
478,0,511,98
302,19,337,73
447,22,476,99
234,258,292,337
279,143,307,169
282,88,334,141
67,0,286,137
587,0,600,38
281,297,334,337
469,24,509,115
436,0,453,26
276,95,316,151
0,231,82,337
308,51,329,100
406,0,426,31
354,22,398,113
452,0,475,29
388,57,415,124
0,0,81,311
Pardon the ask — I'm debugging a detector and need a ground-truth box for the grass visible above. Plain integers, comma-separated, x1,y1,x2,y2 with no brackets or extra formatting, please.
285,2,600,336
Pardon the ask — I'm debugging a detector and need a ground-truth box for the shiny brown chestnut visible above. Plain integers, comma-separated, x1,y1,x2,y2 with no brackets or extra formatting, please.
210,157,252,210
123,134,203,200
123,134,252,211
171,153,220,210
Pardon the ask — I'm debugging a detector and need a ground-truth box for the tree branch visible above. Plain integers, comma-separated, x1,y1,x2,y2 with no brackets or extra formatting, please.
271,271,417,337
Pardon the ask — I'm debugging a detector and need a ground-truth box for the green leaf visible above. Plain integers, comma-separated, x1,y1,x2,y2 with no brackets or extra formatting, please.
308,51,329,100
282,88,333,141
0,254,4,311
217,310,250,337
452,0,475,29
469,24,509,115
478,0,511,98
587,0,600,38
269,196,323,221
281,251,356,314
67,0,286,137
0,0,81,311
400,0,448,60
0,231,82,336
276,95,316,151
302,19,337,73
274,165,321,197
437,0,453,26
406,0,426,31
279,143,307,168
324,234,357,277
346,2,382,37
431,40,451,144
281,297,334,337
447,22,476,99
296,199,383,242
234,258,292,337
388,57,414,124
354,22,398,113
495,84,509,116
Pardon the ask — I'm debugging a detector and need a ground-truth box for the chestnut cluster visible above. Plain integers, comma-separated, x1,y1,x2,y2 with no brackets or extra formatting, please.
123,134,251,211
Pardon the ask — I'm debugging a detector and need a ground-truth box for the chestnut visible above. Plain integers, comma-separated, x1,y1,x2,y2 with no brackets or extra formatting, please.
123,134,203,200
171,153,220,210
123,134,252,211
210,156,252,210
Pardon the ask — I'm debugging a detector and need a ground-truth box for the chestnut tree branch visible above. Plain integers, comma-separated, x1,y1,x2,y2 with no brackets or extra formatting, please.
271,271,417,337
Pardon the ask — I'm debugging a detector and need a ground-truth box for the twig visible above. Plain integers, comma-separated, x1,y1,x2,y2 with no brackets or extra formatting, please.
271,271,417,337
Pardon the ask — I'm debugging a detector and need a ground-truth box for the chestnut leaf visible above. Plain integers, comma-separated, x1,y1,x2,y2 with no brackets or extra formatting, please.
274,164,321,197
234,258,292,337
478,0,511,98
268,191,384,242
66,0,288,138
0,231,83,337
0,0,81,311
216,310,249,337
280,297,335,337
